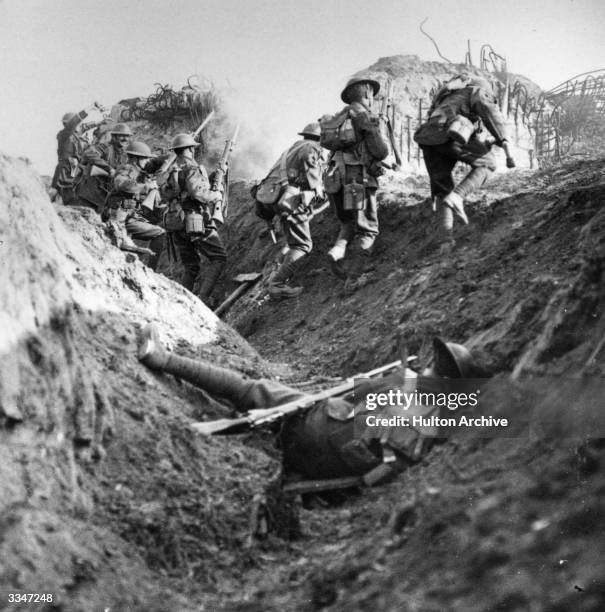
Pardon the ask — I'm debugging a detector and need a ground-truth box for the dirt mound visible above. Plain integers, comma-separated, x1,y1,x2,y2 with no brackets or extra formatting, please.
0,153,288,611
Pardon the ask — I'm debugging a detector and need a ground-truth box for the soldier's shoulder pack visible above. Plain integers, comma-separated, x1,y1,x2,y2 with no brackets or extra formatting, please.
319,106,357,151
253,146,291,206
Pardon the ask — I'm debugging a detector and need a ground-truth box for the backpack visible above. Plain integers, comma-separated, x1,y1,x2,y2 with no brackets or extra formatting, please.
254,148,289,205
253,139,309,206
319,107,357,151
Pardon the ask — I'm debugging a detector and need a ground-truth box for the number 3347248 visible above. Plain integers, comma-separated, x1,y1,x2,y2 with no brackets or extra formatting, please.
8,594,54,603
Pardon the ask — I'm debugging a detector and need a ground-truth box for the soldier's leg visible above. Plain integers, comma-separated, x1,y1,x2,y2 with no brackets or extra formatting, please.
125,216,166,271
59,186,78,206
171,231,200,291
327,190,354,279
355,187,379,253
421,145,458,247
194,230,227,306
138,324,307,410
452,139,497,199
268,217,312,298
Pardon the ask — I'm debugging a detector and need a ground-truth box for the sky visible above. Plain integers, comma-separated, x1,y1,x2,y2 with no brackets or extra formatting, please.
1,0,603,176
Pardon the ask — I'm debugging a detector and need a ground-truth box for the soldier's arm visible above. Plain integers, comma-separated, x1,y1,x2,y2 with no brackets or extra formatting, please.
350,104,389,161
300,143,324,194
471,88,509,146
145,154,171,174
184,164,221,205
82,144,110,170
113,167,142,194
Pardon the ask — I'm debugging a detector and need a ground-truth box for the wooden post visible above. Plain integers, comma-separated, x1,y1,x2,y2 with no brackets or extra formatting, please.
405,116,411,163
416,100,423,164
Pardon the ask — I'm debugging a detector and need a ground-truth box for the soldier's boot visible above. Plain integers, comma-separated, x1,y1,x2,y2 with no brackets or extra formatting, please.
138,324,170,370
327,239,348,280
268,249,304,299
358,234,376,254
198,259,226,307
146,234,166,272
138,324,251,397
442,191,468,225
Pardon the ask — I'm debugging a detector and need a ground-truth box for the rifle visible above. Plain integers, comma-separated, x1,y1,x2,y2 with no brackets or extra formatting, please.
379,79,403,170
210,123,240,225
191,358,410,436
155,110,216,181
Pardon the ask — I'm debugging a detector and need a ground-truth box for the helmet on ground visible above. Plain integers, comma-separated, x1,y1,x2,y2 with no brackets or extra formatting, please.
340,76,381,103
298,122,321,140
110,123,133,136
126,141,152,158
169,133,200,150
432,337,487,378
62,112,76,124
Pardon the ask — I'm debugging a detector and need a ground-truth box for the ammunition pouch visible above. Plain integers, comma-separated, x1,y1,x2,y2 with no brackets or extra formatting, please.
163,199,186,232
342,182,366,211
105,195,137,222
324,163,342,194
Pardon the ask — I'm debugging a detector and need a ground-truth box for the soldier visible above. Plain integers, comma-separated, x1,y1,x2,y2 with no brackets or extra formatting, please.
105,141,166,270
50,102,105,205
322,76,390,280
254,122,326,298
414,74,516,253
138,324,488,483
162,133,225,306
77,123,133,211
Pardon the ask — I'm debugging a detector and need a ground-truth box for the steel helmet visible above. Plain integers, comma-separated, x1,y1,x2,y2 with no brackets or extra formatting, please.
433,337,483,378
62,112,76,124
298,122,321,140
340,76,381,103
110,123,133,136
466,75,494,94
126,141,152,158
120,179,140,195
169,133,200,150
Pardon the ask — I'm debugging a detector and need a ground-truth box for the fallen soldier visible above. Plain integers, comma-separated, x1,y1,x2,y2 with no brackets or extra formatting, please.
138,325,488,488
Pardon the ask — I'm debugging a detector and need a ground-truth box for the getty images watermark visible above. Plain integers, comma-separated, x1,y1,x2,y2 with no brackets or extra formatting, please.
353,376,605,439
362,385,510,429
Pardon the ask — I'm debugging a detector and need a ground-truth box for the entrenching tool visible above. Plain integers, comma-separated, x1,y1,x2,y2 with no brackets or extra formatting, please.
214,272,262,317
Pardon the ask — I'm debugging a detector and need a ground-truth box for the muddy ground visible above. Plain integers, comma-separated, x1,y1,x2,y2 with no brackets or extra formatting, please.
2,153,605,611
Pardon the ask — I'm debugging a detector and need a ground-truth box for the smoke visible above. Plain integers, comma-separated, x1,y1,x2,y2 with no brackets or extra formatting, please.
212,84,288,181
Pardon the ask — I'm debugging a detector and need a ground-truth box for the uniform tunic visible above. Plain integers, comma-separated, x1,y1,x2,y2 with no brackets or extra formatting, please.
164,156,227,289
261,138,325,253
51,110,89,205
325,101,389,243
77,142,129,210
108,159,166,243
